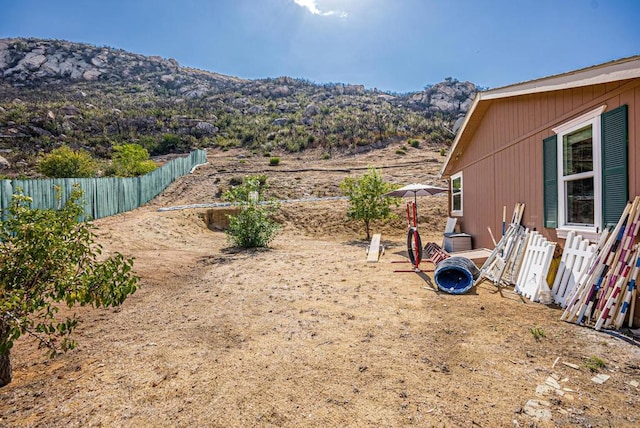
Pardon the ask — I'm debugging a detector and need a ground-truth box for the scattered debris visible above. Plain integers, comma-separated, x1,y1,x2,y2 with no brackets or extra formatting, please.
591,373,611,384
523,399,552,420
562,362,581,370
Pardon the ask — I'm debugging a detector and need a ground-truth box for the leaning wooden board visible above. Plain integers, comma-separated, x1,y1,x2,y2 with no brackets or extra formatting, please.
367,233,382,263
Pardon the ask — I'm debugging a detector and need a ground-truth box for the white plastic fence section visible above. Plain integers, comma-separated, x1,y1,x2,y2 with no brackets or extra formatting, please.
515,231,557,302
551,231,596,307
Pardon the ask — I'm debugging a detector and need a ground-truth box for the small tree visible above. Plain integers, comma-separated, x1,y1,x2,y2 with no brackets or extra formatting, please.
0,187,139,387
109,144,157,177
340,167,399,240
223,175,280,248
37,146,98,178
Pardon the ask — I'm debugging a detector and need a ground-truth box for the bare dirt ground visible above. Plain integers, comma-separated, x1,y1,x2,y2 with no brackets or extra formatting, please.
2,142,640,427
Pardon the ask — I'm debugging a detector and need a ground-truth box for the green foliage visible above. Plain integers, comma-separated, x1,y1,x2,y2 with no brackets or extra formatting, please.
108,144,157,177
37,146,98,178
223,176,280,248
440,148,446,156
530,327,546,342
395,148,407,155
0,186,138,386
269,157,280,166
155,134,194,155
340,167,399,240
584,356,606,372
409,139,420,148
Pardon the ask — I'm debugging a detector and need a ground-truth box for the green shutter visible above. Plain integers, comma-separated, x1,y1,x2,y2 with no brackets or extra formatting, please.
601,105,628,228
543,135,558,228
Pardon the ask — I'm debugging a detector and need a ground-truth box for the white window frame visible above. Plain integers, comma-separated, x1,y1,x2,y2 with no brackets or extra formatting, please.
552,105,606,240
450,171,463,216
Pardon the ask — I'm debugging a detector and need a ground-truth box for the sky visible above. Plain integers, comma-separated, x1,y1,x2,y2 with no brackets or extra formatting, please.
1,0,639,93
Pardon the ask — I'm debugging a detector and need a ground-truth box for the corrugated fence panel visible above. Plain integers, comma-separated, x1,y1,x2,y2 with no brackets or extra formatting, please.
1,180,13,220
0,149,207,220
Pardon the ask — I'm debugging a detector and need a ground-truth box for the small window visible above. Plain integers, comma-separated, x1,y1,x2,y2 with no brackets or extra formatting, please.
451,172,463,215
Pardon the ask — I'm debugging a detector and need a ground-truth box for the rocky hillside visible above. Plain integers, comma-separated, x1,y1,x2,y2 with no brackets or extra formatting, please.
0,38,477,175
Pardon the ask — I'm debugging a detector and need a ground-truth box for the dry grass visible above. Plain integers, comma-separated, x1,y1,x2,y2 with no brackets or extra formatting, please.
2,144,640,427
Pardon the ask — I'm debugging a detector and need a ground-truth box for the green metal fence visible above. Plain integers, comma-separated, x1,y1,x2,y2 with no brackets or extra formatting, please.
0,149,207,220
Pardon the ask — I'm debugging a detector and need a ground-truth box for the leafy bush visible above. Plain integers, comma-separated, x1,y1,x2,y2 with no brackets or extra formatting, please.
37,146,98,178
156,134,190,155
223,176,280,248
269,157,280,166
108,144,157,177
409,139,420,148
0,186,138,386
340,167,399,240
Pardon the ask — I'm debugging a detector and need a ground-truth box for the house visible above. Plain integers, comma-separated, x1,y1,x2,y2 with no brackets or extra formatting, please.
439,56,640,251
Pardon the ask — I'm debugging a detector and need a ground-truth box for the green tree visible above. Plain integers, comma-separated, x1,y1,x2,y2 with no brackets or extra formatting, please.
0,187,139,387
109,143,157,177
340,167,399,240
37,146,98,178
223,175,280,248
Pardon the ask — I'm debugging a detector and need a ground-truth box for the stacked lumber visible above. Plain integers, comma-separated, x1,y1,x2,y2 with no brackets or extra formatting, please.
561,197,640,330
475,203,527,287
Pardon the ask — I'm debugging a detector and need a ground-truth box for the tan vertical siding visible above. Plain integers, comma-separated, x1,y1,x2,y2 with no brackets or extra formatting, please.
450,79,640,249
629,86,640,196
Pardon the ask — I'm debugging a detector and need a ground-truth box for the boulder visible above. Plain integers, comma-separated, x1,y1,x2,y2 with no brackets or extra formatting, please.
304,104,320,116
91,55,108,68
271,86,290,97
232,97,251,108
247,105,264,115
273,118,288,126
22,52,47,71
83,69,101,81
0,43,10,70
59,105,81,116
194,121,219,135
0,155,10,170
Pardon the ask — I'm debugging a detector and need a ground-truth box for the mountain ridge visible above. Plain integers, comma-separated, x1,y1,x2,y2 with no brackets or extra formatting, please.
0,37,478,176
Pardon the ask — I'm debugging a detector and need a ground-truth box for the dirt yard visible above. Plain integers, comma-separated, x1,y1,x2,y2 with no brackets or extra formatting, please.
2,142,640,427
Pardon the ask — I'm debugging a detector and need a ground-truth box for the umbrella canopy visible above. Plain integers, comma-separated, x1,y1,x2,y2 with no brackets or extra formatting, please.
385,183,447,199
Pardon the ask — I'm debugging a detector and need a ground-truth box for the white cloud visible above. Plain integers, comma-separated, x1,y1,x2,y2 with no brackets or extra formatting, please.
293,0,348,18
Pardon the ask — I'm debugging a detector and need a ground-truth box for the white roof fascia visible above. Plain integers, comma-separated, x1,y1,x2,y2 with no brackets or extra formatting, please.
482,56,640,100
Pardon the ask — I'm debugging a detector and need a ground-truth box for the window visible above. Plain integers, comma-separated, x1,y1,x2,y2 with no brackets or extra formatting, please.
451,172,463,215
555,109,602,230
543,104,628,240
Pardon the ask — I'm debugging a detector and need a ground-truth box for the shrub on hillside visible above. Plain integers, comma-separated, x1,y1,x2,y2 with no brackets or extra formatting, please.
107,144,157,177
37,146,98,178
223,176,280,248
269,157,280,166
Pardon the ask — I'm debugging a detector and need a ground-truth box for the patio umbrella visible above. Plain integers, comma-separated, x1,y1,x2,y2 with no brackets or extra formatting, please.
385,183,447,273
384,183,447,205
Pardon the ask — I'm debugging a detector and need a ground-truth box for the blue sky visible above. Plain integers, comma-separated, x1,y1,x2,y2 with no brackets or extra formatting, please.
1,0,639,93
